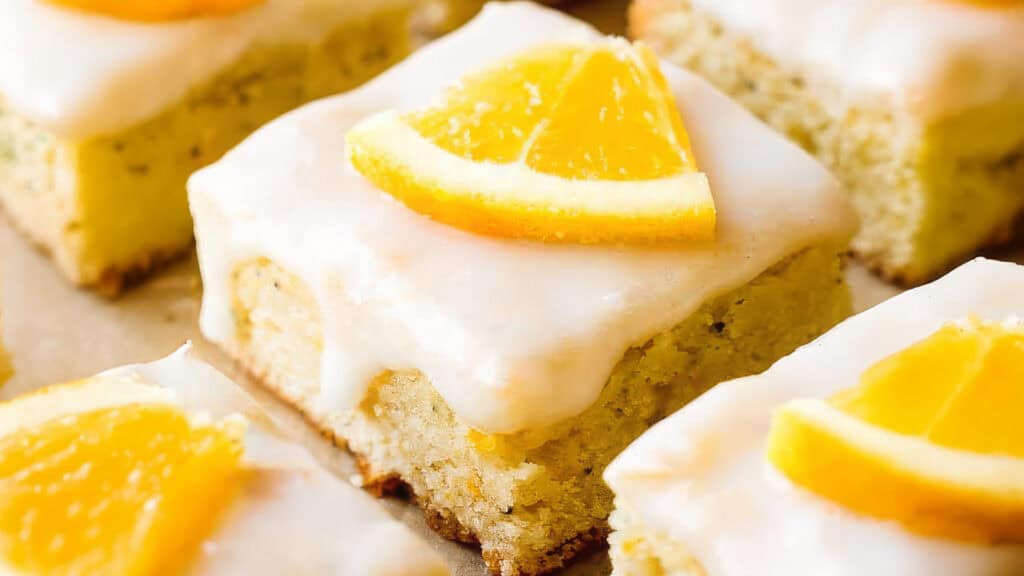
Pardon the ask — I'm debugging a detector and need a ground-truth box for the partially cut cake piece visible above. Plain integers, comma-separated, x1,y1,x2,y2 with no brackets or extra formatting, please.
605,258,1024,575
630,0,1024,285
0,0,412,295
189,3,857,575
0,345,449,576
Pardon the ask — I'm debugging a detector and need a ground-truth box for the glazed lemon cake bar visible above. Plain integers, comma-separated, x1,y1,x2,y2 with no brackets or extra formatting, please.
0,345,449,575
631,0,1024,285
606,257,1024,576
190,3,856,574
0,0,413,295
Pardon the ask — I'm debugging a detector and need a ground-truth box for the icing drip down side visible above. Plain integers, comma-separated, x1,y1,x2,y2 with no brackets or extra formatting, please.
189,2,856,434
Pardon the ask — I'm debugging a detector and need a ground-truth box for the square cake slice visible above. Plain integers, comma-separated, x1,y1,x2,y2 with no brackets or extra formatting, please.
0,345,449,575
630,0,1024,285
0,0,413,295
605,258,1024,576
190,3,857,574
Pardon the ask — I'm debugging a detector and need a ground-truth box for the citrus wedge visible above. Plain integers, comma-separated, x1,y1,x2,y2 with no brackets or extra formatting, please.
44,0,262,21
345,39,715,244
767,319,1024,543
0,376,246,575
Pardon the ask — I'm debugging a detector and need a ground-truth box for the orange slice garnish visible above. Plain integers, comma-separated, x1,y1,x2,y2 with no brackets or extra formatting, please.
0,378,245,575
767,318,1024,543
346,39,715,244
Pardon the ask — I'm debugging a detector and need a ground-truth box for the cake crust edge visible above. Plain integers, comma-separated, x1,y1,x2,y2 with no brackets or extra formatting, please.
213,338,608,576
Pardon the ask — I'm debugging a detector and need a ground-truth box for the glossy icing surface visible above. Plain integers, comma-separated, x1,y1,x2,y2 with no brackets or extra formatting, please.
190,2,856,434
687,0,1024,122
0,0,407,138
103,346,449,576
605,258,1024,576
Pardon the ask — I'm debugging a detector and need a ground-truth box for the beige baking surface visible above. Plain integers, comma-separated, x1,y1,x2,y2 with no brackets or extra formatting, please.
0,1,1019,574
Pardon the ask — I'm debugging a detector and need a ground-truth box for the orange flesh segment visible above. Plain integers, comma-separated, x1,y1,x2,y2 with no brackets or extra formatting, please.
409,42,699,181
0,404,244,575
525,46,692,180
834,321,1024,457
407,46,581,163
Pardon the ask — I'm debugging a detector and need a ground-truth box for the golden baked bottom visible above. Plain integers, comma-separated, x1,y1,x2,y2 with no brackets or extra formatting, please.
630,0,1024,286
0,8,410,295
218,245,850,575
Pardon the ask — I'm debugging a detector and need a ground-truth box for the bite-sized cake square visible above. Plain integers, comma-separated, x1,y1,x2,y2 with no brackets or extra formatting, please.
0,0,413,294
606,257,1024,576
190,3,856,574
631,0,1024,285
0,345,449,575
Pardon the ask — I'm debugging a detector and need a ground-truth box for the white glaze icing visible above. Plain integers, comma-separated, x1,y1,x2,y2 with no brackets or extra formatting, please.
605,258,1024,576
189,2,857,434
98,345,450,576
0,0,409,138
686,0,1024,122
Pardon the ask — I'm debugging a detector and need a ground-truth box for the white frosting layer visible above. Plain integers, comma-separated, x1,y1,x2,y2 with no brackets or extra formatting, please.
605,258,1024,576
687,0,1024,122
100,346,449,576
189,2,856,434
0,0,408,138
